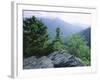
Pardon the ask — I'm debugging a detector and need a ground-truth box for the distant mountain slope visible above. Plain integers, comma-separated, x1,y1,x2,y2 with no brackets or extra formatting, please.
81,27,91,47
38,17,89,39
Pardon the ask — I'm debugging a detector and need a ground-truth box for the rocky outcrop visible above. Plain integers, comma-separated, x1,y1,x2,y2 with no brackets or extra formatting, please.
23,56,37,69
23,50,85,69
33,56,54,68
23,56,53,69
48,50,85,67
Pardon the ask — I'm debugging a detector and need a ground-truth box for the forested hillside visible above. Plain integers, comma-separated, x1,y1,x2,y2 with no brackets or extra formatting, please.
81,28,91,47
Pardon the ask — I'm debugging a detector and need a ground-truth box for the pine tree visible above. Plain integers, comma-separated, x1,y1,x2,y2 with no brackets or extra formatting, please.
23,16,49,57
50,27,63,51
56,27,60,39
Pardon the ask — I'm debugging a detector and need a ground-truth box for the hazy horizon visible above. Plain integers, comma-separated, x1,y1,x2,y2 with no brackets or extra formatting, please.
23,10,91,28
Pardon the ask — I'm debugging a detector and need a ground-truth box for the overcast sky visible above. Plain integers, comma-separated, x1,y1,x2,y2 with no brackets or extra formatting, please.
23,10,91,27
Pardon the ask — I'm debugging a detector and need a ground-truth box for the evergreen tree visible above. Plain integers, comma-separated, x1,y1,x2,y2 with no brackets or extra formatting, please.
50,27,63,51
23,16,49,57
55,27,62,42
56,27,60,40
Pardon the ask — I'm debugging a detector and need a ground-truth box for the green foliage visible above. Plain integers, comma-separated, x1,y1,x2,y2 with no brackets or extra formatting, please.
48,27,67,52
50,40,63,51
56,27,61,41
23,16,49,57
66,34,90,65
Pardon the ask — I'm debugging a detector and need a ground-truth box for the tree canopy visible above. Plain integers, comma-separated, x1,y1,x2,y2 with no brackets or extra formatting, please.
66,34,90,65
23,16,49,57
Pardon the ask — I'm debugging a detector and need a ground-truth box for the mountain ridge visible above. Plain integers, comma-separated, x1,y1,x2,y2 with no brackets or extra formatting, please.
37,17,90,39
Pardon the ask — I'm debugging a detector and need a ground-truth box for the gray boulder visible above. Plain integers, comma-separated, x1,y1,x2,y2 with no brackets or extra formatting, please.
23,56,37,69
48,50,85,67
34,56,54,68
23,56,54,69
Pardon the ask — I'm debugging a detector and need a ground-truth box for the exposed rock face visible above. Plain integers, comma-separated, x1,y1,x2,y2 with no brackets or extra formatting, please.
23,50,85,69
34,56,54,68
23,56,53,69
48,50,85,67
23,56,37,69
